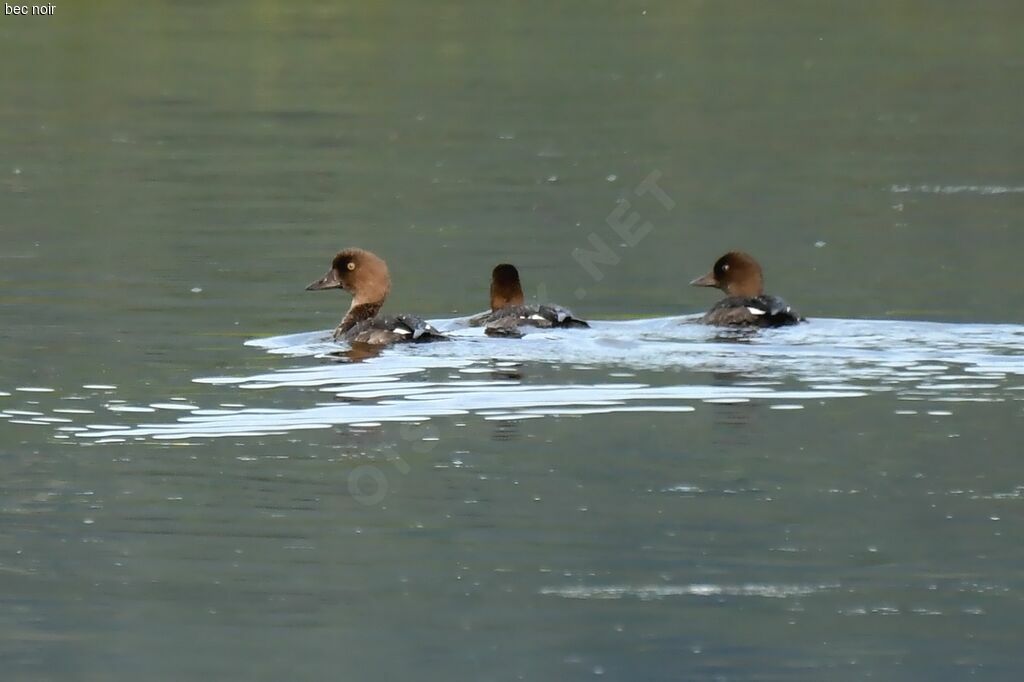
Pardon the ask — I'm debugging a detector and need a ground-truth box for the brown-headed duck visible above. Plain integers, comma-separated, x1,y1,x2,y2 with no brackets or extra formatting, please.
690,251,805,327
306,248,446,345
469,263,588,337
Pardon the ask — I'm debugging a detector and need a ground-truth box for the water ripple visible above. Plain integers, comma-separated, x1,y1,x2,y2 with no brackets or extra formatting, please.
540,582,835,600
1,316,1020,442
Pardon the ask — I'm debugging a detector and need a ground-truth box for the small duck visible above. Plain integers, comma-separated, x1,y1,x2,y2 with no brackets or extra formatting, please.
690,251,805,327
469,263,589,337
306,248,446,345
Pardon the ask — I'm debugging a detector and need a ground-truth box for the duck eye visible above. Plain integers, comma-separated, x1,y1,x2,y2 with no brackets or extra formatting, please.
346,261,356,271
721,263,730,271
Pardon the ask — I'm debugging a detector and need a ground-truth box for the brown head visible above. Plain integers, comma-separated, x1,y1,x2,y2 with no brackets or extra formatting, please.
690,251,765,297
489,263,525,311
306,248,391,308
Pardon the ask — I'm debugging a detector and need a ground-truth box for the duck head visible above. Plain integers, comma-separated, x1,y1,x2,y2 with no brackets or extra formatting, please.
690,251,765,298
306,248,391,308
489,263,525,311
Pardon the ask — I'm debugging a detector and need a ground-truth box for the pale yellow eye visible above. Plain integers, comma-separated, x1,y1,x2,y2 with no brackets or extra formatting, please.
722,263,730,271
347,261,356,271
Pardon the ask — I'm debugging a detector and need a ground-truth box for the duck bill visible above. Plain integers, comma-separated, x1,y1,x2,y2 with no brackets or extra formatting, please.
689,272,718,288
306,269,342,291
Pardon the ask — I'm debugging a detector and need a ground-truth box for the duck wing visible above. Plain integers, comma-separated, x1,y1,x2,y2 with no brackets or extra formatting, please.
339,315,447,345
702,296,804,327
471,304,588,330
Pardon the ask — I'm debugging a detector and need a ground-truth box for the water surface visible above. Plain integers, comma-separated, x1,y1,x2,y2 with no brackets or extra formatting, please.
2,1,1023,679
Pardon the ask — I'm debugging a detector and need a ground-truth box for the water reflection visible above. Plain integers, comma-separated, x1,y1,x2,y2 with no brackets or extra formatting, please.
325,345,387,363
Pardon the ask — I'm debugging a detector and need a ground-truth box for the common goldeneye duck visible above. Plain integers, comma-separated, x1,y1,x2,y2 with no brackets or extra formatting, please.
306,248,446,345
468,263,589,337
690,251,805,327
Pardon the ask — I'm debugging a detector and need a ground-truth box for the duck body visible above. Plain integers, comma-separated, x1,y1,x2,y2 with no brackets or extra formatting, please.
468,264,589,337
337,309,446,345
691,251,805,328
306,248,446,346
702,294,803,327
339,315,445,345
470,304,589,338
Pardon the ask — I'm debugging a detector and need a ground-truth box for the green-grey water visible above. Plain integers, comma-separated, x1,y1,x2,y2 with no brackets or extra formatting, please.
2,2,1023,679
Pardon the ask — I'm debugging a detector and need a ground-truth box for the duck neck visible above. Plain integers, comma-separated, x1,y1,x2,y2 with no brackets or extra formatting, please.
336,301,382,336
490,285,525,311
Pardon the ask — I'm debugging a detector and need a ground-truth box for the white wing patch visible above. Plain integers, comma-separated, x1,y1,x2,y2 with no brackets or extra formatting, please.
747,306,766,316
